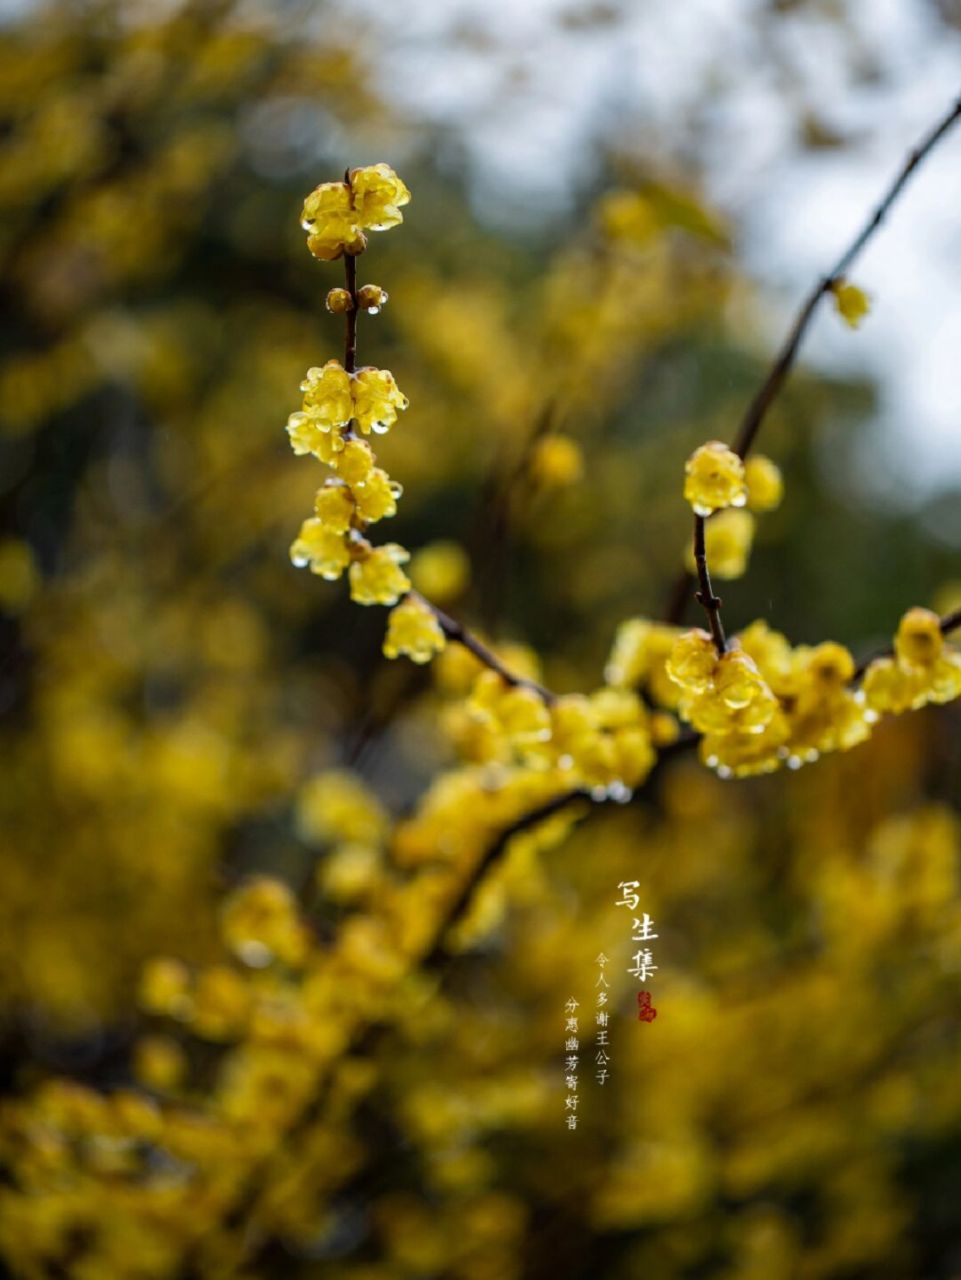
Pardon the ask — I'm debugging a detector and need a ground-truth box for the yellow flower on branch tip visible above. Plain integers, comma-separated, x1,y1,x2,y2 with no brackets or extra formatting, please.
831,278,870,328
302,181,367,261
352,468,401,522
301,165,409,261
349,543,411,605
895,607,943,671
683,440,747,516
745,455,784,512
352,366,409,435
349,163,411,231
383,595,447,664
290,518,352,579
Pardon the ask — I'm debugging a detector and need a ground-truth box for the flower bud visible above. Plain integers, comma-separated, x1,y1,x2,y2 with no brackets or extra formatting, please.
326,287,354,314
356,284,389,314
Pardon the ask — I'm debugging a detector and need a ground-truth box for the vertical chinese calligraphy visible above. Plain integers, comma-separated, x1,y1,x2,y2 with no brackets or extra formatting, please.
594,952,610,1084
615,882,659,1022
563,997,579,1129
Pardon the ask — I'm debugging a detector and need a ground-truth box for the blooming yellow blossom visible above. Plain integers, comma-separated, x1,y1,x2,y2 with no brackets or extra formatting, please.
863,607,961,716
302,180,367,260
666,628,717,693
289,517,351,580
383,595,447,664
351,366,409,435
332,437,376,485
744,455,784,512
351,468,401,522
349,543,411,605
684,440,748,516
349,163,411,231
300,360,353,430
313,482,355,534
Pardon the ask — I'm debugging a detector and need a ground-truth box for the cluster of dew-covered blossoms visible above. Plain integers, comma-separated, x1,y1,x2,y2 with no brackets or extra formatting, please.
286,162,447,663
285,164,676,802
286,167,961,793
653,434,961,777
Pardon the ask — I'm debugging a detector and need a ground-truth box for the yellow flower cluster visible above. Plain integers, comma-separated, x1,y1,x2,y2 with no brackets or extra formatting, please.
301,163,411,261
863,608,961,715
287,166,440,634
452,671,657,797
663,623,871,777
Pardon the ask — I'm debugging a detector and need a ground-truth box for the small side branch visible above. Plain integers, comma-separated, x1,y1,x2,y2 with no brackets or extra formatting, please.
343,252,358,373
666,94,961,625
412,590,557,703
692,514,726,653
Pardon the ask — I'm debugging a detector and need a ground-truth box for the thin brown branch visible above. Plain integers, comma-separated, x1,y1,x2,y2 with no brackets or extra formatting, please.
692,514,727,653
411,589,558,703
853,604,961,680
343,251,358,373
666,93,961,626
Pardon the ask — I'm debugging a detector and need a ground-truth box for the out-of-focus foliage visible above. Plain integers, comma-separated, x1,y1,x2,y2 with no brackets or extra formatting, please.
2,2,961,1278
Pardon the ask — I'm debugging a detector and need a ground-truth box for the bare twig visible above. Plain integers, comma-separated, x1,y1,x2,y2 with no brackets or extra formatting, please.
667,94,961,625
413,590,557,703
692,513,727,653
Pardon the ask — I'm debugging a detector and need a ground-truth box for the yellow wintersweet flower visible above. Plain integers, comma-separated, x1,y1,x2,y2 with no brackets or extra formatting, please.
831,278,870,328
683,440,747,516
352,366,409,435
301,180,367,261
383,595,447,664
349,543,411,605
289,517,351,580
332,436,376,485
313,482,355,534
744,455,784,512
220,876,309,968
895,607,943,672
301,360,354,428
684,508,755,580
349,162,411,231
863,608,961,716
666,628,717,694
351,468,401,522
862,656,923,716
